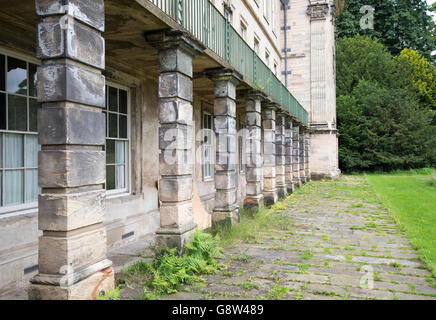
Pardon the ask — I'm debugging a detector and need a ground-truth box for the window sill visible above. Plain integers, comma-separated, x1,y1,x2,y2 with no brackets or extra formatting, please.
0,202,38,217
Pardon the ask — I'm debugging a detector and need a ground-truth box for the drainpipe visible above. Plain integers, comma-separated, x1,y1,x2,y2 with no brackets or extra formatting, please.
281,0,291,87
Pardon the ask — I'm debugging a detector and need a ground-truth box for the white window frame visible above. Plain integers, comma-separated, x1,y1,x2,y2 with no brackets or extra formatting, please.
265,49,270,67
104,81,131,198
240,17,248,41
202,111,214,182
0,48,40,215
253,35,260,54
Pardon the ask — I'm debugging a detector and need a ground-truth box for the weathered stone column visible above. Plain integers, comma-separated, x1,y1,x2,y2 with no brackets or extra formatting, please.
146,30,204,249
262,104,278,205
292,124,302,188
244,91,264,208
275,112,287,198
285,118,294,193
207,69,241,225
305,132,311,181
300,129,307,184
29,0,113,300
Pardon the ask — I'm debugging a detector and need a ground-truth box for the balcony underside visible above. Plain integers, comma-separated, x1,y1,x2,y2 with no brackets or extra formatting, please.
0,0,306,124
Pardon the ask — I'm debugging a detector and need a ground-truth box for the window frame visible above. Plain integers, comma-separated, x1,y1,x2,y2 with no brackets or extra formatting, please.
253,34,260,54
202,110,214,182
104,81,132,198
239,17,248,41
0,48,40,215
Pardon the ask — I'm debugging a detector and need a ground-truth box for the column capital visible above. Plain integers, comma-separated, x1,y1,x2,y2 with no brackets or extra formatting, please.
36,0,105,31
145,29,206,57
246,89,267,101
263,101,280,112
206,68,243,85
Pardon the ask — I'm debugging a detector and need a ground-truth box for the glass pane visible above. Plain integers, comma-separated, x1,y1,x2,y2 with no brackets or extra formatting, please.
104,85,107,110
0,171,2,205
5,133,23,168
4,169,23,206
115,141,125,164
0,133,2,168
0,54,4,91
116,165,125,189
7,57,27,95
106,165,115,190
29,99,38,132
108,87,118,112
119,115,127,139
109,113,117,138
119,89,127,114
25,169,38,203
0,92,5,130
106,139,115,164
8,94,27,131
29,63,37,97
25,135,39,167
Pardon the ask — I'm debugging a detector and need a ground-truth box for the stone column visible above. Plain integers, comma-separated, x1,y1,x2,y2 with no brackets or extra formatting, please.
146,30,204,249
207,69,241,225
275,112,287,198
29,0,113,300
285,118,294,193
244,91,264,208
305,132,311,181
300,130,307,184
292,124,302,188
262,104,278,205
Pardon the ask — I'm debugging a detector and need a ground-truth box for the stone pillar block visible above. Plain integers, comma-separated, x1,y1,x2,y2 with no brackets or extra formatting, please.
146,30,204,250
244,92,265,208
31,0,112,300
207,69,242,223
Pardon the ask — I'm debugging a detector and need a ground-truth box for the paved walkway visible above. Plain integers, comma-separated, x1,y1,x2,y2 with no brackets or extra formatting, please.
166,176,436,300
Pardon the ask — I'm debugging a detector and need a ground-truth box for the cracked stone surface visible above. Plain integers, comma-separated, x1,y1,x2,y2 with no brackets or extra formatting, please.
164,176,436,300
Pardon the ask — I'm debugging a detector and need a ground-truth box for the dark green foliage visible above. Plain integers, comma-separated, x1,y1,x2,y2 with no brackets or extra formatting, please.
336,0,436,62
337,36,436,172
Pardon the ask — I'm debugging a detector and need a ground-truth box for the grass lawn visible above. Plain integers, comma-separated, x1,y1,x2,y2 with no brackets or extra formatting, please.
366,171,436,277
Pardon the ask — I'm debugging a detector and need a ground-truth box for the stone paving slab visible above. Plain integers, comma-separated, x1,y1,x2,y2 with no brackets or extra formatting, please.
169,176,436,300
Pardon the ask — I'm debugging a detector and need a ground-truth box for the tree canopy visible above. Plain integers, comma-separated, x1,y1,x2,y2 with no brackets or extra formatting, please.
336,36,436,172
336,0,436,62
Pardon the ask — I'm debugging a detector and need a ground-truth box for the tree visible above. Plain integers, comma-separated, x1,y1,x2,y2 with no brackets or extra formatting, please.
336,0,436,62
396,48,436,114
336,36,436,172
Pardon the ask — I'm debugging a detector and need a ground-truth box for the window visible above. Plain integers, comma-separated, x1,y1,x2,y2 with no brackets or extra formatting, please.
224,7,232,23
254,36,260,54
104,84,130,194
240,20,247,41
265,50,270,67
202,111,213,181
263,0,271,23
0,53,40,212
238,120,245,174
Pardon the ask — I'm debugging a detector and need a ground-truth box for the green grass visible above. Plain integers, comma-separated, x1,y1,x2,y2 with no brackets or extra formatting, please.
211,196,295,247
366,171,436,277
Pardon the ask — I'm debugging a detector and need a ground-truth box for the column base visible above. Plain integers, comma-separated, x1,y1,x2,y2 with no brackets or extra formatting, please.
212,207,240,226
244,195,264,209
28,266,114,300
263,190,278,206
293,179,302,188
277,185,288,199
310,170,341,181
287,182,295,194
155,222,197,251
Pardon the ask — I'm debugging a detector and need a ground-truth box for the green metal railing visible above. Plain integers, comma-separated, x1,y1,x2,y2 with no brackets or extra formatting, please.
149,0,308,126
